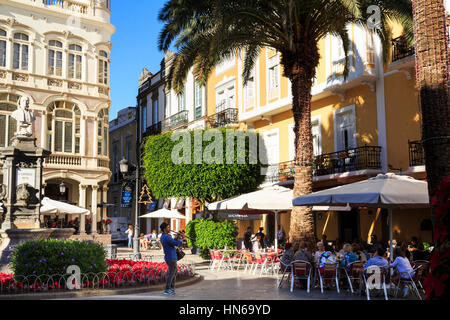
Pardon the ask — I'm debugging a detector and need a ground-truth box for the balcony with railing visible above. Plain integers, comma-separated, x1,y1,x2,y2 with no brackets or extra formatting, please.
409,140,425,167
44,154,110,170
161,110,189,132
265,146,382,183
392,36,415,63
206,107,238,129
143,122,162,138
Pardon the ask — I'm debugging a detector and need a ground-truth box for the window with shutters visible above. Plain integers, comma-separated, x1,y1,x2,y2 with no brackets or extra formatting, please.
97,109,109,156
194,82,203,119
68,44,82,80
47,101,81,154
0,93,20,147
268,54,280,97
244,68,256,109
98,50,109,85
13,33,29,71
0,29,6,68
48,40,63,76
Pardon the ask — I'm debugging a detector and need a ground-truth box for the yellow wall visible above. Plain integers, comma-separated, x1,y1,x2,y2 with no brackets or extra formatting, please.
315,211,339,241
384,72,422,171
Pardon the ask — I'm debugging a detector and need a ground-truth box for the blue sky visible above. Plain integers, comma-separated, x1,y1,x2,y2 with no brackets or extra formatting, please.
109,0,167,118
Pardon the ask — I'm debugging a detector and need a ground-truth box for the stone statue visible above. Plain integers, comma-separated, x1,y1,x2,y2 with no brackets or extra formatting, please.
12,97,35,137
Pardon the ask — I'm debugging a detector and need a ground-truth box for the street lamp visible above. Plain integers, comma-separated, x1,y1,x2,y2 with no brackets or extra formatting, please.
119,157,141,260
59,181,67,195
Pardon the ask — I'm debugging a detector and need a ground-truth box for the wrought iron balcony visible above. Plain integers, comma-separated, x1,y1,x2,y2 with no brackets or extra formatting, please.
409,140,425,167
392,36,415,62
265,146,382,183
206,107,238,129
161,110,189,132
143,122,162,138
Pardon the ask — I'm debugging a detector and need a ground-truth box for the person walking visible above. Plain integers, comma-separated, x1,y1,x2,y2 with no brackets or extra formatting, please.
160,222,185,296
244,227,253,251
125,225,133,249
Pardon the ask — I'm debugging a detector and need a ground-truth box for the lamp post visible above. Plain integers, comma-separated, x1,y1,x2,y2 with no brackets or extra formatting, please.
119,158,141,260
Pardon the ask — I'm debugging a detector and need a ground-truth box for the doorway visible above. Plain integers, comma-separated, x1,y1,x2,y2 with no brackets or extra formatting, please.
339,209,359,243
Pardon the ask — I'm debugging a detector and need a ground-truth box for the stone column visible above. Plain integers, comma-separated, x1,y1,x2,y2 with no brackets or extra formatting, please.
102,186,109,232
91,185,99,234
78,185,87,235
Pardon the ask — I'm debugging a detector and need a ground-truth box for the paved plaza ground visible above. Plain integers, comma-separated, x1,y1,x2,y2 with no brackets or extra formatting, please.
62,247,398,301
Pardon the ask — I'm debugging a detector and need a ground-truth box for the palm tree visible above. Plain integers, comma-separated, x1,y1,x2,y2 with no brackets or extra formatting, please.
411,0,450,300
158,0,413,244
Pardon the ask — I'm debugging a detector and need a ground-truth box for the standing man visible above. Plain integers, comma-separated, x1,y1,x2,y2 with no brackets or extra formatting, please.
160,222,185,296
255,227,266,249
244,227,253,251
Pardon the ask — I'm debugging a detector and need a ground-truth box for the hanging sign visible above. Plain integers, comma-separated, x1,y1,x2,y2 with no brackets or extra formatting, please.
121,183,133,208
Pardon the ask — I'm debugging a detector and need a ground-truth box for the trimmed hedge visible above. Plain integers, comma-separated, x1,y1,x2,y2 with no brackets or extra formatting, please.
9,239,107,277
186,219,238,259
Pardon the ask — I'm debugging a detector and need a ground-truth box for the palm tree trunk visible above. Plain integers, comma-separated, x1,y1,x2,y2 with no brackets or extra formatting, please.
412,0,450,194
412,0,450,300
288,70,316,246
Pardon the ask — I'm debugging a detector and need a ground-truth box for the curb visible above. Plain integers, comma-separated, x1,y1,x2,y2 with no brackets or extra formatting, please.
0,274,203,300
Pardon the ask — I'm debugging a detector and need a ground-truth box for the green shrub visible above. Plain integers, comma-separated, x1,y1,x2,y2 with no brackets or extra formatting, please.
9,239,107,277
186,219,238,259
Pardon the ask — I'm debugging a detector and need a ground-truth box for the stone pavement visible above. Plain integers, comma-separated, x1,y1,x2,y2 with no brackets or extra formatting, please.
62,262,385,300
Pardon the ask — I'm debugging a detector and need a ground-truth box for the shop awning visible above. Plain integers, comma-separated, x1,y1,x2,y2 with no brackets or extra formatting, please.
40,197,90,216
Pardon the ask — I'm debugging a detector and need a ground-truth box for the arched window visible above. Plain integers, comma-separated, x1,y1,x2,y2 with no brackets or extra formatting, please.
0,93,20,147
47,101,81,153
48,40,63,76
0,28,6,68
98,50,109,85
68,44,82,80
13,33,29,71
97,109,109,156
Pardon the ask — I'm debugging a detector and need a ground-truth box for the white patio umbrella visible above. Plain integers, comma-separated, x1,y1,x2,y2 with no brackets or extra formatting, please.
140,208,187,220
293,173,430,260
40,197,90,216
208,185,293,251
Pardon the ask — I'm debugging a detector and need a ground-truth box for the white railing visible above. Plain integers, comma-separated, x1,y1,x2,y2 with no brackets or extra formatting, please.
45,154,82,166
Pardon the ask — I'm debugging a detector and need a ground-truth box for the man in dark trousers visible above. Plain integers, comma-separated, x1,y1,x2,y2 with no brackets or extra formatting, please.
244,227,253,251
160,222,185,296
256,227,266,249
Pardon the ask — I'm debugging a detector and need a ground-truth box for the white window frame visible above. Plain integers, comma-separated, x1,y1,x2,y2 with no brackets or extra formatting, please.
215,79,236,112
311,115,323,157
244,68,256,106
334,104,357,152
98,50,109,85
263,128,280,166
215,54,235,75
48,40,63,77
0,28,7,68
267,53,281,101
68,44,83,80
13,32,29,71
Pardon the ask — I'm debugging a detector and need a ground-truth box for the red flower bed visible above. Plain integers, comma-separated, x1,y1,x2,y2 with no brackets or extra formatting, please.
0,260,194,294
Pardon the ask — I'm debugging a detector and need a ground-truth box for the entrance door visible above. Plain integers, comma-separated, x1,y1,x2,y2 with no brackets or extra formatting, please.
339,209,359,243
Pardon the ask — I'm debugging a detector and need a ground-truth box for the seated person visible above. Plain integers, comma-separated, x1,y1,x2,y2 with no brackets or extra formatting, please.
314,241,325,264
390,247,415,279
252,235,263,253
340,243,358,268
280,243,295,268
318,245,337,270
139,233,149,250
364,246,389,270
352,243,368,263
411,243,430,261
293,242,314,264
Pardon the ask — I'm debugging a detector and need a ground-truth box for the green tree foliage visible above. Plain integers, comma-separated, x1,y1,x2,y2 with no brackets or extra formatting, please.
9,239,107,277
142,129,266,204
185,219,239,259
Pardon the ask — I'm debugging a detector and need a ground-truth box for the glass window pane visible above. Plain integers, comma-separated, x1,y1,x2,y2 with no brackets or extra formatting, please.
55,121,63,152
98,60,104,83
75,137,80,154
8,117,16,146
76,55,82,79
0,40,5,67
103,127,108,155
98,142,102,155
21,45,28,70
64,122,73,153
47,134,52,151
13,43,20,69
56,51,63,76
68,54,74,78
0,29,6,37
48,50,55,75
0,115,6,147
14,33,28,41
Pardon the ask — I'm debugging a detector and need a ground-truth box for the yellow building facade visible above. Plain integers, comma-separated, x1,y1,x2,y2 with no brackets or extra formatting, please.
206,23,431,246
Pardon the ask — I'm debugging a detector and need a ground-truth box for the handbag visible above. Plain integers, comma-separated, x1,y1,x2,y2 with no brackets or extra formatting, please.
176,247,185,261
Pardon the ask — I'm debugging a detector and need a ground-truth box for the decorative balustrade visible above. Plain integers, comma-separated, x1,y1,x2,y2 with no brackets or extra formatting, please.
30,0,89,14
97,159,109,168
392,36,415,62
161,110,189,132
45,155,82,166
265,146,382,183
206,107,238,129
409,140,425,167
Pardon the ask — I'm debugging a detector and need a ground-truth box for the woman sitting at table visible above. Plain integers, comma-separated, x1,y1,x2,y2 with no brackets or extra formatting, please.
352,243,368,263
314,241,325,264
340,243,358,268
280,243,295,267
293,242,314,264
252,235,264,252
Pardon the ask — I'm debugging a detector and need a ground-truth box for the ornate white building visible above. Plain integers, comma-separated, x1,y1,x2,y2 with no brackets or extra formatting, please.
0,0,115,235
